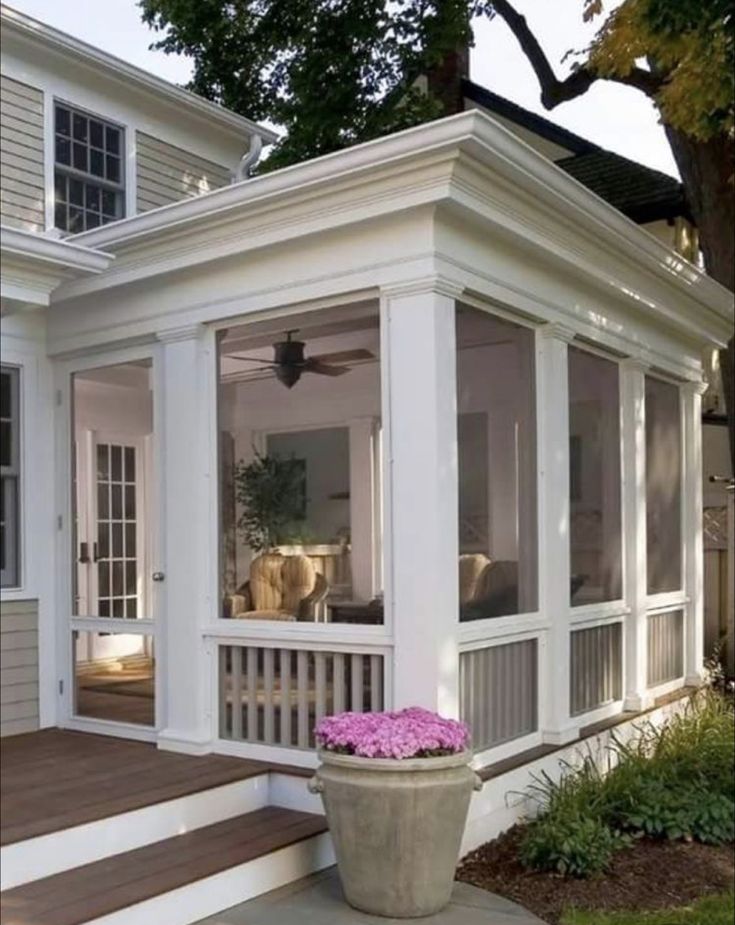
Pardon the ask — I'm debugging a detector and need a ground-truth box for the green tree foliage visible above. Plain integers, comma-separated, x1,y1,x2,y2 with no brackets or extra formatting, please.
139,0,472,170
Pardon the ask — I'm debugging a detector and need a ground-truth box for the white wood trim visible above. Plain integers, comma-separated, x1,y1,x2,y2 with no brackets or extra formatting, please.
537,323,577,744
620,359,651,712
380,280,460,715
471,730,542,770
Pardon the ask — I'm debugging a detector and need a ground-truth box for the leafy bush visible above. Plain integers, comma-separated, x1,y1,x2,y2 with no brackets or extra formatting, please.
520,814,625,877
520,691,734,877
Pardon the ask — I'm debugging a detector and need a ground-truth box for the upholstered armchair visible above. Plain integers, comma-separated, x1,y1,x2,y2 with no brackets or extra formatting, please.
459,555,519,620
224,553,329,622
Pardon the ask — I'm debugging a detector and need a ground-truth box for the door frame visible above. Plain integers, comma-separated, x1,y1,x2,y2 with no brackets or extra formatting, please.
54,343,164,742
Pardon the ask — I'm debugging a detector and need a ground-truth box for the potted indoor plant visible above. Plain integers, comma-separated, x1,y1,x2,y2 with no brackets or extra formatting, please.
308,707,483,918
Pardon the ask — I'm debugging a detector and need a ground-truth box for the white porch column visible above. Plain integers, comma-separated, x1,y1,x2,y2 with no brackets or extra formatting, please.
156,324,213,753
620,358,652,710
349,417,378,601
381,279,461,716
538,323,578,744
682,379,707,685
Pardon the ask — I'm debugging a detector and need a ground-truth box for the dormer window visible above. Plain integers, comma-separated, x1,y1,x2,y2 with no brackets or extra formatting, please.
54,103,125,232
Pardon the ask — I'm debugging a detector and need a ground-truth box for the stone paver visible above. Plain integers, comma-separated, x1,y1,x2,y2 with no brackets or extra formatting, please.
198,867,547,924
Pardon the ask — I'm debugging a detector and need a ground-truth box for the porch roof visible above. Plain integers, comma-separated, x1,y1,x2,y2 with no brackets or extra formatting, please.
0,224,113,312
60,110,732,350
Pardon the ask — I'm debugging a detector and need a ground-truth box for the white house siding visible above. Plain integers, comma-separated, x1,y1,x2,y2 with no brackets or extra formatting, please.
0,75,45,231
136,132,231,213
1,599,39,736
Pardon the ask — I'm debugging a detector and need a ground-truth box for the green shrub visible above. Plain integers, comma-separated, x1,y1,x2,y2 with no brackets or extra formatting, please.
520,814,624,877
614,779,734,844
520,691,735,877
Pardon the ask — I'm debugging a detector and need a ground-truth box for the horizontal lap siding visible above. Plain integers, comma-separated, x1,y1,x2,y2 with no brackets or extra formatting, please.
136,132,231,213
647,610,684,688
460,639,538,752
0,76,45,232
1,600,40,736
570,623,623,716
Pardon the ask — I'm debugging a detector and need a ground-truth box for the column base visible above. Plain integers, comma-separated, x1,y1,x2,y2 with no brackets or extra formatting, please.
623,691,655,713
541,723,580,746
157,729,213,756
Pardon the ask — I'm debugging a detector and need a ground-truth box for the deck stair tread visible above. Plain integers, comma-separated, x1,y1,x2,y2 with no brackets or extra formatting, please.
1,730,279,845
0,805,327,925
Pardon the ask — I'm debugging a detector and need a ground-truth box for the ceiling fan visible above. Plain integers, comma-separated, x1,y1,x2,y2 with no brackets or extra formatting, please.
224,330,375,389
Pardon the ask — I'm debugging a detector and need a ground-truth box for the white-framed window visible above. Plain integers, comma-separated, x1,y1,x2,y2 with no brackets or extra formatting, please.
54,101,125,232
1,366,20,588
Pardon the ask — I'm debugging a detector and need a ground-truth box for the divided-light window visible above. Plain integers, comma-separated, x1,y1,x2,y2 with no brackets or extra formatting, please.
1,366,20,588
54,103,124,232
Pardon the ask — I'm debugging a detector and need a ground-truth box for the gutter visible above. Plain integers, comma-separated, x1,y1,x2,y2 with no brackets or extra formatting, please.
0,225,113,274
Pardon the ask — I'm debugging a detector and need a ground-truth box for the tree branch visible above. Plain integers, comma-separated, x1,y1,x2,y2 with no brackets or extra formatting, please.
490,0,662,108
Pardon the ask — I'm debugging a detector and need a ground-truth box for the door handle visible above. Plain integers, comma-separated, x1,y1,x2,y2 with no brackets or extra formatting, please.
93,542,101,562
152,571,165,582
78,542,89,564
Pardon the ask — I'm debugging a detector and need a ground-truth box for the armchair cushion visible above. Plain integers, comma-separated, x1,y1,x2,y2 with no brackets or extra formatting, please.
281,555,317,614
459,554,492,605
249,553,287,611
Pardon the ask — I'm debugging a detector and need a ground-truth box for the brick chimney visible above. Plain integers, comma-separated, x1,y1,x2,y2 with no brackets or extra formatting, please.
426,45,470,116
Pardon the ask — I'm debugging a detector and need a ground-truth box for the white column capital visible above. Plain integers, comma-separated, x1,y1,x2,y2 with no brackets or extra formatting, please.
156,323,205,345
380,275,464,303
681,378,708,397
620,356,651,375
540,321,576,344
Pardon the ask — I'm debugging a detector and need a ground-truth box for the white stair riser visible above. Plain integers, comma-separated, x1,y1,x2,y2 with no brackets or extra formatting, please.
86,832,335,925
0,774,271,890
268,773,323,815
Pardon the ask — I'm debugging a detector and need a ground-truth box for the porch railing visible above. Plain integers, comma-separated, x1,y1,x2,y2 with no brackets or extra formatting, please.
218,643,384,749
647,609,684,688
459,638,538,752
570,622,623,716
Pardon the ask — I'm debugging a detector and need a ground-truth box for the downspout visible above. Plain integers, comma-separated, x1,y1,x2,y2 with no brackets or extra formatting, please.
232,133,263,182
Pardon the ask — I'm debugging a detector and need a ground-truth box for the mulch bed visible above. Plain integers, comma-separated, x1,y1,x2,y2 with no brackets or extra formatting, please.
456,826,735,925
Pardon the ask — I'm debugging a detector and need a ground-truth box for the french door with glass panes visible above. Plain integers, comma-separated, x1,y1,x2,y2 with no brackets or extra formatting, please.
76,432,149,621
68,357,158,735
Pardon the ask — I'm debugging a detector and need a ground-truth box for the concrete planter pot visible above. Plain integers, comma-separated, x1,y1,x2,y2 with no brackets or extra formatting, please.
308,748,483,918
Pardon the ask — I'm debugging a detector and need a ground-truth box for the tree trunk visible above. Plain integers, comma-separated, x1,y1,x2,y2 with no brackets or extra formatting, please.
665,127,735,468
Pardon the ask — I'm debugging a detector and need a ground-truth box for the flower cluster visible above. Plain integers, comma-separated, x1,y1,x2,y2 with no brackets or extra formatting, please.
315,707,470,759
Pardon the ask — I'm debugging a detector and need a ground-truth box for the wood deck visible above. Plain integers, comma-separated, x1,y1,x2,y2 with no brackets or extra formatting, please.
0,728,304,846
0,806,327,925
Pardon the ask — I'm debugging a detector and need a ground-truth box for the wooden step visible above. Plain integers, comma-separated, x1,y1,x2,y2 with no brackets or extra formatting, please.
0,806,329,925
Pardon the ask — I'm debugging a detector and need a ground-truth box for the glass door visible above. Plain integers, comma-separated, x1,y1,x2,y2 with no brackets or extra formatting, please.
69,359,157,731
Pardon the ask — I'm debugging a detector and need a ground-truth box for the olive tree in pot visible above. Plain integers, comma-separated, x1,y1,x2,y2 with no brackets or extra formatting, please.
234,450,306,553
309,708,483,918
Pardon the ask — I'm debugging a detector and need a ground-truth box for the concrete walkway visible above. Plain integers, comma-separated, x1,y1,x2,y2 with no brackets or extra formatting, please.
198,867,547,924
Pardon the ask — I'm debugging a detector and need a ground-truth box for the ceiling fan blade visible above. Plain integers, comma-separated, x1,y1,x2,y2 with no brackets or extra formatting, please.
311,349,374,364
223,354,278,367
304,360,349,377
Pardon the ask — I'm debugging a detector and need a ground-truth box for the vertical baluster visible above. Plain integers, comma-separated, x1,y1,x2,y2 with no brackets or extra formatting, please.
315,651,327,725
218,646,229,738
280,648,292,747
297,650,309,748
231,645,243,740
351,653,363,711
263,648,275,744
370,654,383,711
247,647,258,741
333,652,345,714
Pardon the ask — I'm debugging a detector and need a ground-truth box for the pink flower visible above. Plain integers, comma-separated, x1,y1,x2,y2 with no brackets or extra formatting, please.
314,707,470,759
